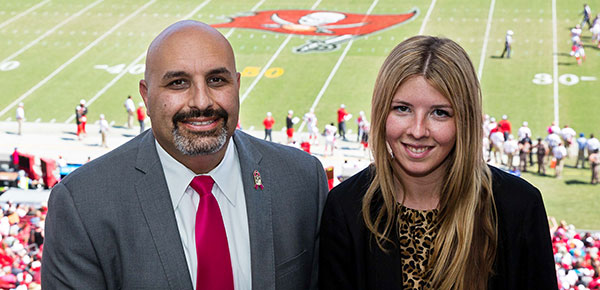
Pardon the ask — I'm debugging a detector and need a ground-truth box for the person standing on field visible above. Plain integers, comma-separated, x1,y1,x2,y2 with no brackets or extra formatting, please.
262,112,274,142
124,95,136,129
576,133,588,169
15,103,25,135
286,110,295,144
337,104,348,141
99,114,110,148
500,30,514,58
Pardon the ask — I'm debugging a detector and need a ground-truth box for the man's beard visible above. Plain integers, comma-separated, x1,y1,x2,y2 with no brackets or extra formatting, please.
171,108,229,156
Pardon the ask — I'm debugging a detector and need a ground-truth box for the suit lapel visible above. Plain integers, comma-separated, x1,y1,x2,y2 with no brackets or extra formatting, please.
134,131,193,290
233,131,276,290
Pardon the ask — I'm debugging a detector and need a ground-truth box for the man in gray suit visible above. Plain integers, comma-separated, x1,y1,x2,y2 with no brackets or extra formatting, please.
42,20,328,290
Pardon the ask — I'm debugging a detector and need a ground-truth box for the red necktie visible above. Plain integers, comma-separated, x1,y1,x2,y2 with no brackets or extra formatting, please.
189,176,234,290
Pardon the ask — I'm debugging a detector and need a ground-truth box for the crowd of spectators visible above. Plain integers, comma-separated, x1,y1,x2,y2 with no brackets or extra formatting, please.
552,217,600,289
0,202,44,290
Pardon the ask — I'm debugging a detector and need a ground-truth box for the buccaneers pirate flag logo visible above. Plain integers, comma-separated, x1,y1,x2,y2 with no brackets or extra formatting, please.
212,10,417,53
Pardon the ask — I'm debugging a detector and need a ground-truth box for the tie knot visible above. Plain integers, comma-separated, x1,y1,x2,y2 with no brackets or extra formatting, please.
190,175,215,197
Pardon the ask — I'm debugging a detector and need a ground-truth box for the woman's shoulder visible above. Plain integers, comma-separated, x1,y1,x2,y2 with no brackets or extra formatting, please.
488,165,544,211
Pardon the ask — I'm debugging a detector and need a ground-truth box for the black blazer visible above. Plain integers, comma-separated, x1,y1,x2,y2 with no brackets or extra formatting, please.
319,165,558,290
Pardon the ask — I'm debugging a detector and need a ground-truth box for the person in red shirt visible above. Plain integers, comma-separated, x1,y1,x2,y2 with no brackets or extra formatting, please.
137,102,146,134
337,104,348,141
498,114,512,141
263,112,275,141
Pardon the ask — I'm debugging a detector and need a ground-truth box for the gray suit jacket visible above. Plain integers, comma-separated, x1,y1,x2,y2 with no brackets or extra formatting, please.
42,130,328,290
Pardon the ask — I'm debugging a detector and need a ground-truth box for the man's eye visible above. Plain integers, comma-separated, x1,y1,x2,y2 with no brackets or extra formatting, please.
208,77,225,85
168,79,187,87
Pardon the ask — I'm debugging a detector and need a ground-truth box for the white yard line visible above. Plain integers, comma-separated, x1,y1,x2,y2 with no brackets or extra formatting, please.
224,0,266,38
298,0,379,133
239,0,323,104
239,35,292,104
477,0,496,79
552,0,559,124
1,0,104,64
0,0,50,30
0,0,156,119
418,0,437,35
64,0,213,123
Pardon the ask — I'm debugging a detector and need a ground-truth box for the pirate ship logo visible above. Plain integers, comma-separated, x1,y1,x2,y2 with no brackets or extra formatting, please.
212,9,418,53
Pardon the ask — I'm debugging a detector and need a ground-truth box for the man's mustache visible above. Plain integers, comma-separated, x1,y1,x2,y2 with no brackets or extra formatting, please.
172,108,228,125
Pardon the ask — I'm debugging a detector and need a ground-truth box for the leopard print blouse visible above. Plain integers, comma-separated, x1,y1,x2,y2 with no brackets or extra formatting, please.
396,205,438,289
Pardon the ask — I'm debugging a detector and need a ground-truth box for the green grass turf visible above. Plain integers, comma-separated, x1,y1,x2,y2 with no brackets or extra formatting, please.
0,0,598,229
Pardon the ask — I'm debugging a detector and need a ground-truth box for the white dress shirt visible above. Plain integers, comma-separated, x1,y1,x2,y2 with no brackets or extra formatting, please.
155,139,252,290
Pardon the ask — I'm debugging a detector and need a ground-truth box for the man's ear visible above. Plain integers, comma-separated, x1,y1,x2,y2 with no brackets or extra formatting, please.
139,79,150,117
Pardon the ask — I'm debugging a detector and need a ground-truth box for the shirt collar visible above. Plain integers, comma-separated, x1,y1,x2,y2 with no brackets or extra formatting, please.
155,138,240,211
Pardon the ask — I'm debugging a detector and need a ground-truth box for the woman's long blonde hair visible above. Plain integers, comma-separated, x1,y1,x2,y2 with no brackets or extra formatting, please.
362,36,497,289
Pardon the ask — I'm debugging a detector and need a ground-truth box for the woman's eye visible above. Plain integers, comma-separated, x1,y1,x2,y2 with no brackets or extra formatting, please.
433,109,451,117
394,105,410,113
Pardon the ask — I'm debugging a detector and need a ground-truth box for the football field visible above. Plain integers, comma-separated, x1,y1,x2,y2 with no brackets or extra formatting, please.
0,0,599,228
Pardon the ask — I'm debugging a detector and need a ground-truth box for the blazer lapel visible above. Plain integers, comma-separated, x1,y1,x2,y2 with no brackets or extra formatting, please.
233,131,276,290
134,131,194,290
368,195,403,290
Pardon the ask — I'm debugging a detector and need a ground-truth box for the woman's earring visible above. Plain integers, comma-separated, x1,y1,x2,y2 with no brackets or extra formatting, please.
386,141,394,159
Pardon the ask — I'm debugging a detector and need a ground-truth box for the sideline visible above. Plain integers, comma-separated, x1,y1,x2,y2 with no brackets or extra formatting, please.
297,0,380,133
64,0,213,124
0,0,50,30
239,0,324,104
0,0,104,65
477,0,496,79
0,0,157,119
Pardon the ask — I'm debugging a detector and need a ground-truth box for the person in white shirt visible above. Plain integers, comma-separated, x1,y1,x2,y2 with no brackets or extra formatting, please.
500,30,513,58
560,125,577,157
517,121,532,141
587,134,600,154
124,95,136,129
552,142,568,178
503,134,519,171
545,130,562,161
490,129,504,165
303,108,319,144
324,122,337,156
42,20,328,290
356,111,367,142
98,114,110,148
15,103,25,135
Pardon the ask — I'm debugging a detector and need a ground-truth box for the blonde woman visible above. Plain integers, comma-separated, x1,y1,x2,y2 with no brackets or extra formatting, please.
319,36,557,289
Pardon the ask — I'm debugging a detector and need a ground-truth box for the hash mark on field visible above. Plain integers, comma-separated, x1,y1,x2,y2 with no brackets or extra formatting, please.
0,0,50,30
0,0,157,119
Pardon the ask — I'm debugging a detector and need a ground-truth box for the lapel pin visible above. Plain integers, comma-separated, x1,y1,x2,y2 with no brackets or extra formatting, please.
253,170,264,190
